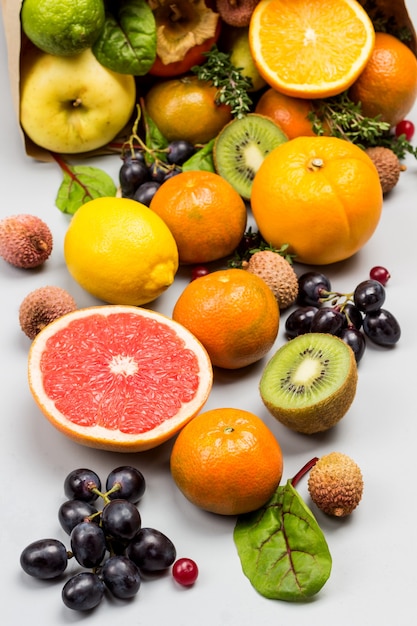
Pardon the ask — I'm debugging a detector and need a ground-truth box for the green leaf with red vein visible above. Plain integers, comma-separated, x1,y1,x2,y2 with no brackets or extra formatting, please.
233,479,332,601
55,165,117,215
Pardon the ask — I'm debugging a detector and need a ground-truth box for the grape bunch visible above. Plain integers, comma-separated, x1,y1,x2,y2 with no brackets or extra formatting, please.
20,467,198,612
119,140,196,206
285,267,401,363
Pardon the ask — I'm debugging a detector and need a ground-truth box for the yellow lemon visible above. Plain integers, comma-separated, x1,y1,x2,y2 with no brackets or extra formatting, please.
64,197,179,305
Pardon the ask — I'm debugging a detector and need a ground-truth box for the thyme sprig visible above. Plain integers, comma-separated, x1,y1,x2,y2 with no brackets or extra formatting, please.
192,46,254,119
308,92,417,158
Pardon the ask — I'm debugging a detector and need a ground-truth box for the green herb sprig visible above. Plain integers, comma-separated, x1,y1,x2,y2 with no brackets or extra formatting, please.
309,92,417,158
192,46,254,119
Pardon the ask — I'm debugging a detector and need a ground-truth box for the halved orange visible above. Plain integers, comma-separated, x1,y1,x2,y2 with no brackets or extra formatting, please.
28,306,213,452
249,0,375,98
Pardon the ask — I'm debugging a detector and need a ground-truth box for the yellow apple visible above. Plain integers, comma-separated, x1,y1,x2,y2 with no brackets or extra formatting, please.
20,47,136,154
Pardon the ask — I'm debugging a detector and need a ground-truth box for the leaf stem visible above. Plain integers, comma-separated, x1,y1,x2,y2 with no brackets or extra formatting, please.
51,152,95,202
292,457,319,488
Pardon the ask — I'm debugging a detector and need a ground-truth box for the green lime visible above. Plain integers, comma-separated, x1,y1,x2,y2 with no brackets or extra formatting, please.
21,0,105,57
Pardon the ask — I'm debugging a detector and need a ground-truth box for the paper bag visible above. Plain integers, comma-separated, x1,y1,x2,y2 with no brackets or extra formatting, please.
1,0,416,162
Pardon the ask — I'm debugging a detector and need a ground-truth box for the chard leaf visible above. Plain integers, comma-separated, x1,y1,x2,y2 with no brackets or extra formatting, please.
92,0,156,75
56,165,117,215
233,479,332,601
182,139,215,172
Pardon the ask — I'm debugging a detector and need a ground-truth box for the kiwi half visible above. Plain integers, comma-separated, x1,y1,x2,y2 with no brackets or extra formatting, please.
259,333,358,434
213,113,288,199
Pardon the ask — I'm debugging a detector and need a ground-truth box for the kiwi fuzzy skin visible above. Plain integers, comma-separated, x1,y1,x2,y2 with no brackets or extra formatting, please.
259,334,358,434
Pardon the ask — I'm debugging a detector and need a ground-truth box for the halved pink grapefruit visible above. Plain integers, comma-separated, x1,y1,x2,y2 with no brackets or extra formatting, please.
27,306,213,452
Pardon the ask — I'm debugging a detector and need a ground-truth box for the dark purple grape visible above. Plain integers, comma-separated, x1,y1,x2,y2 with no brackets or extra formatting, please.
105,537,130,555
101,556,141,599
70,521,106,569
20,538,68,579
340,302,363,330
310,307,345,335
163,166,182,181
363,309,401,346
166,140,196,165
284,306,318,338
122,149,145,164
297,271,331,306
353,279,386,312
235,228,263,259
339,327,366,363
64,468,101,502
101,499,141,542
133,181,161,206
58,499,99,535
106,466,146,503
62,572,105,611
119,160,150,197
149,161,169,183
126,527,176,572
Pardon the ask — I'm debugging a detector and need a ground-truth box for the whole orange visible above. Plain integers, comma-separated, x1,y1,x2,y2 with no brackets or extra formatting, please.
349,32,417,127
255,88,317,139
144,75,232,144
251,136,383,265
170,407,284,515
149,170,247,265
172,268,280,369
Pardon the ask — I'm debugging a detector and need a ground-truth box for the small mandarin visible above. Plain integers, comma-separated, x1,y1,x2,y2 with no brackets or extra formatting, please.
349,32,417,127
170,407,283,515
149,170,247,265
255,89,317,139
144,75,232,144
172,268,280,369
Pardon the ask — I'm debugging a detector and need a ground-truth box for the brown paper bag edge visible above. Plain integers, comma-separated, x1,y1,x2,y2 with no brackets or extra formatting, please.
1,0,416,163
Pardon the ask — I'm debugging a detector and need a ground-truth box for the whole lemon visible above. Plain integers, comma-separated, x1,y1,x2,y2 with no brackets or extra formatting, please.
64,197,179,305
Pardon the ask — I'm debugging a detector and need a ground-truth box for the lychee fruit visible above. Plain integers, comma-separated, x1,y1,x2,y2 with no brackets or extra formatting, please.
0,214,53,269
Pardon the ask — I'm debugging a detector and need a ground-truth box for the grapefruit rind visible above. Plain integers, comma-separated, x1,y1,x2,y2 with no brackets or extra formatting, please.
27,305,213,452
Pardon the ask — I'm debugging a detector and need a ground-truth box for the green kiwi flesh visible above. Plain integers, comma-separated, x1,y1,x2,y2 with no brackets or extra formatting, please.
213,113,288,199
259,333,358,434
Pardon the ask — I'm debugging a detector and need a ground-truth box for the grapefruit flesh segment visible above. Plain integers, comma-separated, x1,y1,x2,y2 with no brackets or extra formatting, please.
28,306,213,452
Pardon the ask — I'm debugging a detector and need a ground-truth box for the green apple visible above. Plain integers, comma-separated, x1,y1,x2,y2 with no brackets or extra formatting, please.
20,47,136,154
227,26,267,92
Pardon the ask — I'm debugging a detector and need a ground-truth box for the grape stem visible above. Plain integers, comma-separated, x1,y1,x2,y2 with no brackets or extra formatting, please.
90,484,121,506
291,457,319,488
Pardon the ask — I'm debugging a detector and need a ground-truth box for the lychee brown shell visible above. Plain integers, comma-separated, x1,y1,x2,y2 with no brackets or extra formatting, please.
245,250,298,310
215,0,260,27
308,451,364,517
0,214,53,268
19,286,77,339
365,146,406,195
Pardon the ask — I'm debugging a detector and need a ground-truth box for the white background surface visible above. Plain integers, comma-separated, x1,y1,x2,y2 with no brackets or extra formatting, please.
1,6,417,625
